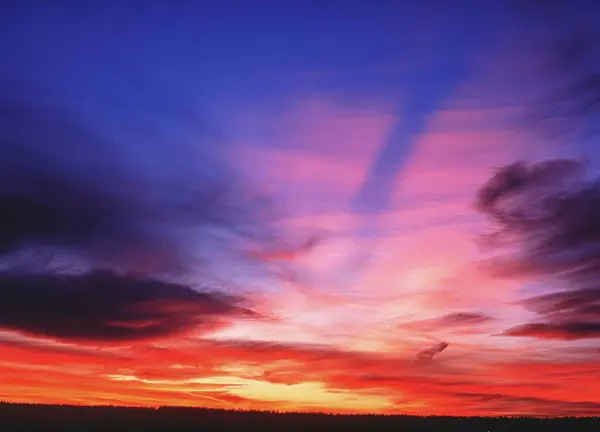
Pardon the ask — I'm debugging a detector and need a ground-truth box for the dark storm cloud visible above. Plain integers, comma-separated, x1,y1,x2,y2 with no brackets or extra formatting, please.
476,159,600,340
0,270,258,344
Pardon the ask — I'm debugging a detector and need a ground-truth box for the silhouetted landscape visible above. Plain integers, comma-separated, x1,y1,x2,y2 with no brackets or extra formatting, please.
1,402,599,431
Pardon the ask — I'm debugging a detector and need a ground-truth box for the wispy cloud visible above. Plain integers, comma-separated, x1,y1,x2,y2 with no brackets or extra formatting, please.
3,1,600,416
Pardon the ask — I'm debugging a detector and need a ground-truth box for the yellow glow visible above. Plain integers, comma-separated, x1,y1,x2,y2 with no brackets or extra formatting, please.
107,373,393,410
227,380,393,410
215,362,264,377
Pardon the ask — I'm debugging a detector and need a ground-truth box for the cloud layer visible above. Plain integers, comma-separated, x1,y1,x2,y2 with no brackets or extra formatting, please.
3,1,600,416
477,159,600,341
0,270,258,344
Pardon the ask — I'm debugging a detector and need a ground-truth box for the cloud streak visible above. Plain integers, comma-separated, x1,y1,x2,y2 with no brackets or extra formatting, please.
0,270,258,344
403,312,493,333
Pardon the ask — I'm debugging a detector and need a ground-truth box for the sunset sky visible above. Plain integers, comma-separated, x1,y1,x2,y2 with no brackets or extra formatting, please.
1,0,600,417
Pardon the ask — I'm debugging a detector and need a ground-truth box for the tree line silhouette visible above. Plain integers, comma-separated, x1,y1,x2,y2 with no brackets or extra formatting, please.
1,402,598,431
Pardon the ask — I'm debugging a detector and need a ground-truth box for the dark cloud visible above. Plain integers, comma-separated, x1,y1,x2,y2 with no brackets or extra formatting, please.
416,341,449,364
521,288,600,319
501,322,600,340
475,159,583,223
0,76,317,365
0,270,258,344
0,88,283,276
498,286,600,339
403,312,492,332
476,159,600,339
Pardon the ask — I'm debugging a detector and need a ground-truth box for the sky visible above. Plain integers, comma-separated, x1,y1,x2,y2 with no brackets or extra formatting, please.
1,0,600,417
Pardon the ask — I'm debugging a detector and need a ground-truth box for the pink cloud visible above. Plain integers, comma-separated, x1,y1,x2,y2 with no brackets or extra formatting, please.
393,113,538,205
231,96,398,205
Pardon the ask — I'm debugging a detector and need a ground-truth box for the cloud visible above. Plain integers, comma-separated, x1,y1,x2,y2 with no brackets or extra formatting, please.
416,341,449,364
501,322,600,340
475,158,584,217
390,103,537,209
403,312,493,333
445,312,493,326
0,92,281,276
231,96,397,212
476,158,600,340
0,337,410,411
0,332,126,360
522,288,600,320
0,270,258,344
2,331,600,415
247,235,320,263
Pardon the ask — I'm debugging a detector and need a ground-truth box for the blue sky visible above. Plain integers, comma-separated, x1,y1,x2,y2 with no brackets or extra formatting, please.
0,0,513,197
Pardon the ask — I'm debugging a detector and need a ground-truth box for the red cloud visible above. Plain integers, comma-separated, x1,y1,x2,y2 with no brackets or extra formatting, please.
2,333,600,416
